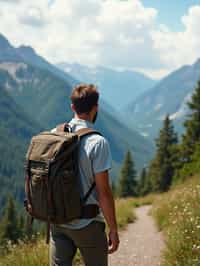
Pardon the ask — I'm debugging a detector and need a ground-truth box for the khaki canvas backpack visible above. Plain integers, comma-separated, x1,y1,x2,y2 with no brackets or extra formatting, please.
24,123,101,243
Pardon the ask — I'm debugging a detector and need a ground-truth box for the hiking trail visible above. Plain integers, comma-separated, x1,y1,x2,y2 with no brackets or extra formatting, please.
108,205,165,266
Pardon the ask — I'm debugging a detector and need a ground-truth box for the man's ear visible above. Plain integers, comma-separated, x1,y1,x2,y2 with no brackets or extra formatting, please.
93,104,98,113
71,104,75,112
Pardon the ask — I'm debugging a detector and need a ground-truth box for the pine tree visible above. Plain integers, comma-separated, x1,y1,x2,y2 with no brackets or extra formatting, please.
18,214,25,240
150,114,178,192
137,167,152,196
181,80,200,162
0,196,21,244
118,150,137,197
137,167,146,195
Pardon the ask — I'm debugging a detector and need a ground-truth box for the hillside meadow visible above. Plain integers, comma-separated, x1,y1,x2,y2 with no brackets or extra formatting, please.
0,198,136,266
152,175,200,266
1,175,199,266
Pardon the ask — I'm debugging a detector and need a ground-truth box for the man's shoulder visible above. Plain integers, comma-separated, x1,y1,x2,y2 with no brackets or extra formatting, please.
50,126,109,148
51,127,56,133
85,133,110,154
86,132,108,145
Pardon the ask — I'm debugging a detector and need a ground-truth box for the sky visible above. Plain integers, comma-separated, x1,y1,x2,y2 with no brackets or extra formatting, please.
0,0,200,79
142,0,200,31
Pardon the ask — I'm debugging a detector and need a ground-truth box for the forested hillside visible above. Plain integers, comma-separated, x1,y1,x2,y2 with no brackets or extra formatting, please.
0,85,40,212
136,80,200,195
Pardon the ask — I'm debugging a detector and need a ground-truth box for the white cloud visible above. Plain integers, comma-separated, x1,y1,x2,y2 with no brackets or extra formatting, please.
19,6,48,27
0,0,160,68
0,1,200,79
0,0,20,3
151,5,200,70
133,67,172,80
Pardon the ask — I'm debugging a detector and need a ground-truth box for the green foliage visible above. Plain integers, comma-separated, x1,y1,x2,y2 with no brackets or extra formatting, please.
174,81,200,182
118,150,137,197
137,167,152,196
0,196,22,245
132,193,157,207
148,114,178,192
152,175,200,266
115,198,136,229
174,140,200,183
0,85,39,213
181,80,200,162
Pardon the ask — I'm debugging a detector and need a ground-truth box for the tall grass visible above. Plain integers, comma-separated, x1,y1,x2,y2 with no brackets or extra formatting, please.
0,198,136,266
115,197,136,229
152,175,200,266
0,238,48,266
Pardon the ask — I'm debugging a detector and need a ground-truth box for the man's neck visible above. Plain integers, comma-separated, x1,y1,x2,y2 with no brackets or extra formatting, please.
74,114,93,124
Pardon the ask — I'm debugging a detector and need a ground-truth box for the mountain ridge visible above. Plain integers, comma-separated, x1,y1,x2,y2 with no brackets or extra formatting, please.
57,62,156,110
126,58,200,139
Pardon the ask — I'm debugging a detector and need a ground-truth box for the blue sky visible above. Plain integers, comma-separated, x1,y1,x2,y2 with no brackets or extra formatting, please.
142,0,200,30
1,0,200,79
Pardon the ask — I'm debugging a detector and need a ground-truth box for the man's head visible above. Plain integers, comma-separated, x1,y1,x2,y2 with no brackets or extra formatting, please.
70,84,99,123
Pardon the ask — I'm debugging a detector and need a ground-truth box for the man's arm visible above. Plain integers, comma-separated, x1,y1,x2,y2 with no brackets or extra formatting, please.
95,170,119,254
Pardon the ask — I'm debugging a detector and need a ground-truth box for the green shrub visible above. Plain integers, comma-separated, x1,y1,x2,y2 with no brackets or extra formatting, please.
115,198,136,229
152,175,200,266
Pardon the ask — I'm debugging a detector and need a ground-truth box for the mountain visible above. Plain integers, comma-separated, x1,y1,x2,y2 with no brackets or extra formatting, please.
0,33,76,86
16,45,77,86
0,33,155,214
0,62,73,128
126,59,200,139
0,60,154,173
0,34,21,62
0,84,40,211
57,62,156,110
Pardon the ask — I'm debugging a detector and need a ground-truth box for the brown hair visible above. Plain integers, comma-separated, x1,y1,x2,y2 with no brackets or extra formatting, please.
70,84,99,114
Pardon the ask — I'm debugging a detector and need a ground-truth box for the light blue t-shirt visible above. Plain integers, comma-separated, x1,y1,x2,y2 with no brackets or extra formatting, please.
51,118,112,229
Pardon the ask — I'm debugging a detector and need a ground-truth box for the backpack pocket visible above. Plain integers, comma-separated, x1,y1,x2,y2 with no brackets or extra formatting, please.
30,170,49,220
61,169,82,221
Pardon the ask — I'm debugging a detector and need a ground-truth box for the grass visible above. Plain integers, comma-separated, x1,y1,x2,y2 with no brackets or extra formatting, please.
115,197,136,229
0,238,48,266
152,175,200,266
131,193,156,208
0,198,136,266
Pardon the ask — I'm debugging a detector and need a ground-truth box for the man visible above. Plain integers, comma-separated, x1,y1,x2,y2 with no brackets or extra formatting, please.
50,84,119,266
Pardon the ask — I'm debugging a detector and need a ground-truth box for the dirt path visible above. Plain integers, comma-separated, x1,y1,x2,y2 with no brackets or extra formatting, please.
108,205,165,266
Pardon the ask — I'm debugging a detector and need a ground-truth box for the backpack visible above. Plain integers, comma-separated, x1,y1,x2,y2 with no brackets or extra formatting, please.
24,123,101,243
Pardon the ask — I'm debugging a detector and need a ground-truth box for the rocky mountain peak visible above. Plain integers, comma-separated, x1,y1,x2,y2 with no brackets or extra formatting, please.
0,33,11,49
17,45,36,57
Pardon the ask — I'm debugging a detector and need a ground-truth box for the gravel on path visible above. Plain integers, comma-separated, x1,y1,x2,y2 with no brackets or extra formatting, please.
108,205,165,266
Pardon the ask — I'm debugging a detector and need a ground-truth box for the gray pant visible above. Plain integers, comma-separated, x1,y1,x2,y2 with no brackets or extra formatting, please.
50,221,108,266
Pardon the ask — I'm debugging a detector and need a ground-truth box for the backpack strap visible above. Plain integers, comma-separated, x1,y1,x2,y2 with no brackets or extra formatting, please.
56,124,101,138
56,124,102,217
76,128,102,205
56,123,72,133
76,128,102,138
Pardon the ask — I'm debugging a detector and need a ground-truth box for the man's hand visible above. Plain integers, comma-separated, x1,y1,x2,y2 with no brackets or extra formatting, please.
108,230,120,254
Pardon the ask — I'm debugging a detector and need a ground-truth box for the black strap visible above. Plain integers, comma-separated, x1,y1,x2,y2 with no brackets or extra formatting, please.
56,123,72,133
56,124,101,207
76,128,102,204
26,214,34,239
76,127,102,139
81,204,99,218
46,219,50,244
83,182,96,203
